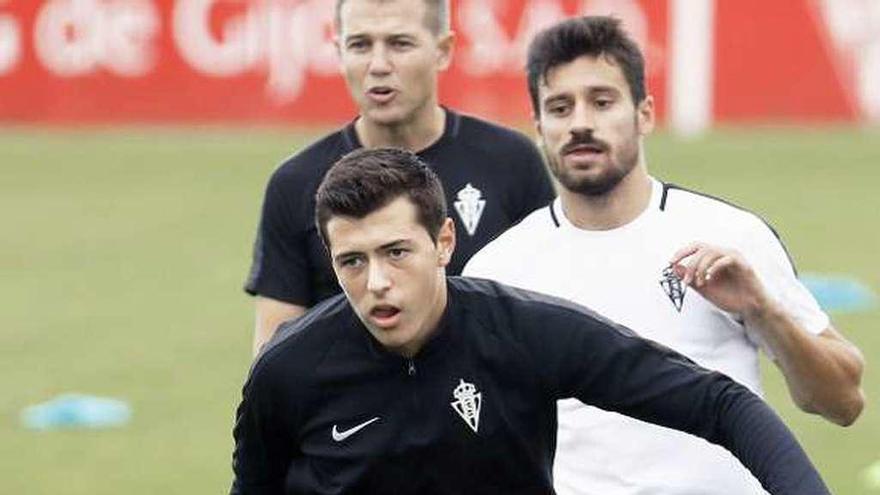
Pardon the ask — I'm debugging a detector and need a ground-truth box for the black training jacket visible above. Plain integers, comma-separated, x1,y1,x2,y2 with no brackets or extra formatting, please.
231,277,828,495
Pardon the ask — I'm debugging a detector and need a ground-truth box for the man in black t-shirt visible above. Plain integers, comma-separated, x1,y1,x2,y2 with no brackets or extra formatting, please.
244,0,554,354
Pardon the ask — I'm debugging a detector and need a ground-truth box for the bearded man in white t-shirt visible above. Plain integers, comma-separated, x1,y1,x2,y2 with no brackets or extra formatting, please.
464,16,865,495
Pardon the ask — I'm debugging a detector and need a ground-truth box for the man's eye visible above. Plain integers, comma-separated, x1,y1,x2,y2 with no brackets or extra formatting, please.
547,105,569,116
340,257,364,268
595,99,613,109
347,40,369,51
391,39,413,49
388,248,408,259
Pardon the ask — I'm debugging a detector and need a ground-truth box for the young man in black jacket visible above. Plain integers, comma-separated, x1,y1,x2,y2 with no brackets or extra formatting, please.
231,148,829,494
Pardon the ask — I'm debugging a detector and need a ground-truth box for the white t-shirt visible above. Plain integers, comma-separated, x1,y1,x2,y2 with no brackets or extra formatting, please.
463,178,829,495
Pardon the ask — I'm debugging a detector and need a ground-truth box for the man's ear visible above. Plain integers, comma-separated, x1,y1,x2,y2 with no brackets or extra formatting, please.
534,118,544,145
637,95,655,136
332,35,346,76
436,218,456,267
436,31,456,71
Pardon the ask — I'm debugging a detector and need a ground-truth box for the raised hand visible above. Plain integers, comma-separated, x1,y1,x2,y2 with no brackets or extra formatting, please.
669,242,770,317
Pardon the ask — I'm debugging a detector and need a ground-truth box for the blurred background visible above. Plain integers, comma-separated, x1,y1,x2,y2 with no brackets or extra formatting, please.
1,0,878,493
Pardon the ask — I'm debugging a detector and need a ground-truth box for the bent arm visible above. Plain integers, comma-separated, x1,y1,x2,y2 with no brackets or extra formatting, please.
254,297,307,356
524,303,830,494
669,242,866,426
692,377,830,495
580,329,829,494
747,306,865,425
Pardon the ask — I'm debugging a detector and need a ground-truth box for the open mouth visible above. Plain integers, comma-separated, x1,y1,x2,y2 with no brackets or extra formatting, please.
369,304,401,327
366,86,396,103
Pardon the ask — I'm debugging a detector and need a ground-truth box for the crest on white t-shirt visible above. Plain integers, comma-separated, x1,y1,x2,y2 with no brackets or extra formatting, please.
453,183,485,236
660,265,687,312
450,379,482,433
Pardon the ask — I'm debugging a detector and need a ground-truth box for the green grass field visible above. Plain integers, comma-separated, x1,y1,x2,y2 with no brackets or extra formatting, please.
1,126,877,493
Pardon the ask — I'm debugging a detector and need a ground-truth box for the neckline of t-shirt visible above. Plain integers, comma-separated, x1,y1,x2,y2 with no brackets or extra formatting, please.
553,178,663,237
342,107,459,156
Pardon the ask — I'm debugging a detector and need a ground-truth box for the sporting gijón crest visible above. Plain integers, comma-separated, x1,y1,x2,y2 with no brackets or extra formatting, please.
659,265,686,312
450,379,482,433
453,183,486,236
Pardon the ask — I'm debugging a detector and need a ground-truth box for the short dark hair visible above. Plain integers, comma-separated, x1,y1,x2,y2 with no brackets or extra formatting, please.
526,16,646,116
335,0,450,36
315,148,447,248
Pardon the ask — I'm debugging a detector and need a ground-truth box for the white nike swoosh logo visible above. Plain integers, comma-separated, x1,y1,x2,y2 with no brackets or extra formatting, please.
332,417,380,442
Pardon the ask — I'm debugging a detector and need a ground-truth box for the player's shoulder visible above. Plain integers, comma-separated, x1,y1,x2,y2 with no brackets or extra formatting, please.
450,276,615,328
269,127,353,188
452,110,540,156
249,294,353,382
503,203,556,243
659,181,800,272
468,204,555,260
659,181,777,234
451,275,571,307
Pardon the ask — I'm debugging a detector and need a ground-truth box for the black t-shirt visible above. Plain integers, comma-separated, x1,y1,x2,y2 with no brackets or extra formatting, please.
244,109,555,307
231,277,829,494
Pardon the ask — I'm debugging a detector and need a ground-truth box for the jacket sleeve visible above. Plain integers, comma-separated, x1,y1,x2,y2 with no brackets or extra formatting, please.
517,300,830,495
230,362,294,495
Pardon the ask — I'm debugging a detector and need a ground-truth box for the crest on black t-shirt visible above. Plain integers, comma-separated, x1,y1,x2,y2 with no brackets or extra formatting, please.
660,265,686,312
454,183,486,236
450,379,482,433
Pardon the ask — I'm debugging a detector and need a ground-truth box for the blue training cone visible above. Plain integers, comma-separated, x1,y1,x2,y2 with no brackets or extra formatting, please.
21,393,132,431
799,273,877,314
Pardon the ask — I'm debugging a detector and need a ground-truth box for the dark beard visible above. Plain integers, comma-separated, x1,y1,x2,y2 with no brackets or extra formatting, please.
546,131,640,197
554,161,629,196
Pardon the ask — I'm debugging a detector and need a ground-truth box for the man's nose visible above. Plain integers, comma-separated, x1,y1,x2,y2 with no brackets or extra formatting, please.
368,44,393,75
569,101,596,134
366,260,392,293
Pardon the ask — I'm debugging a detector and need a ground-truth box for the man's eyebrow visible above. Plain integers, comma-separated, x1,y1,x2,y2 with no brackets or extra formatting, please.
542,85,621,103
588,85,621,95
542,94,571,104
333,239,410,262
345,30,417,41
333,250,363,263
343,33,369,42
379,239,409,250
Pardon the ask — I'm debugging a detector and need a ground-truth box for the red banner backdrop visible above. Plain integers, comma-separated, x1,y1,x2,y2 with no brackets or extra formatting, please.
0,0,666,124
0,0,873,125
713,0,859,123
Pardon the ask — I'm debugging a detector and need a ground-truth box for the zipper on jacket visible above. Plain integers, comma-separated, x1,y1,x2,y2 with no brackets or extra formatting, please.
407,359,416,376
